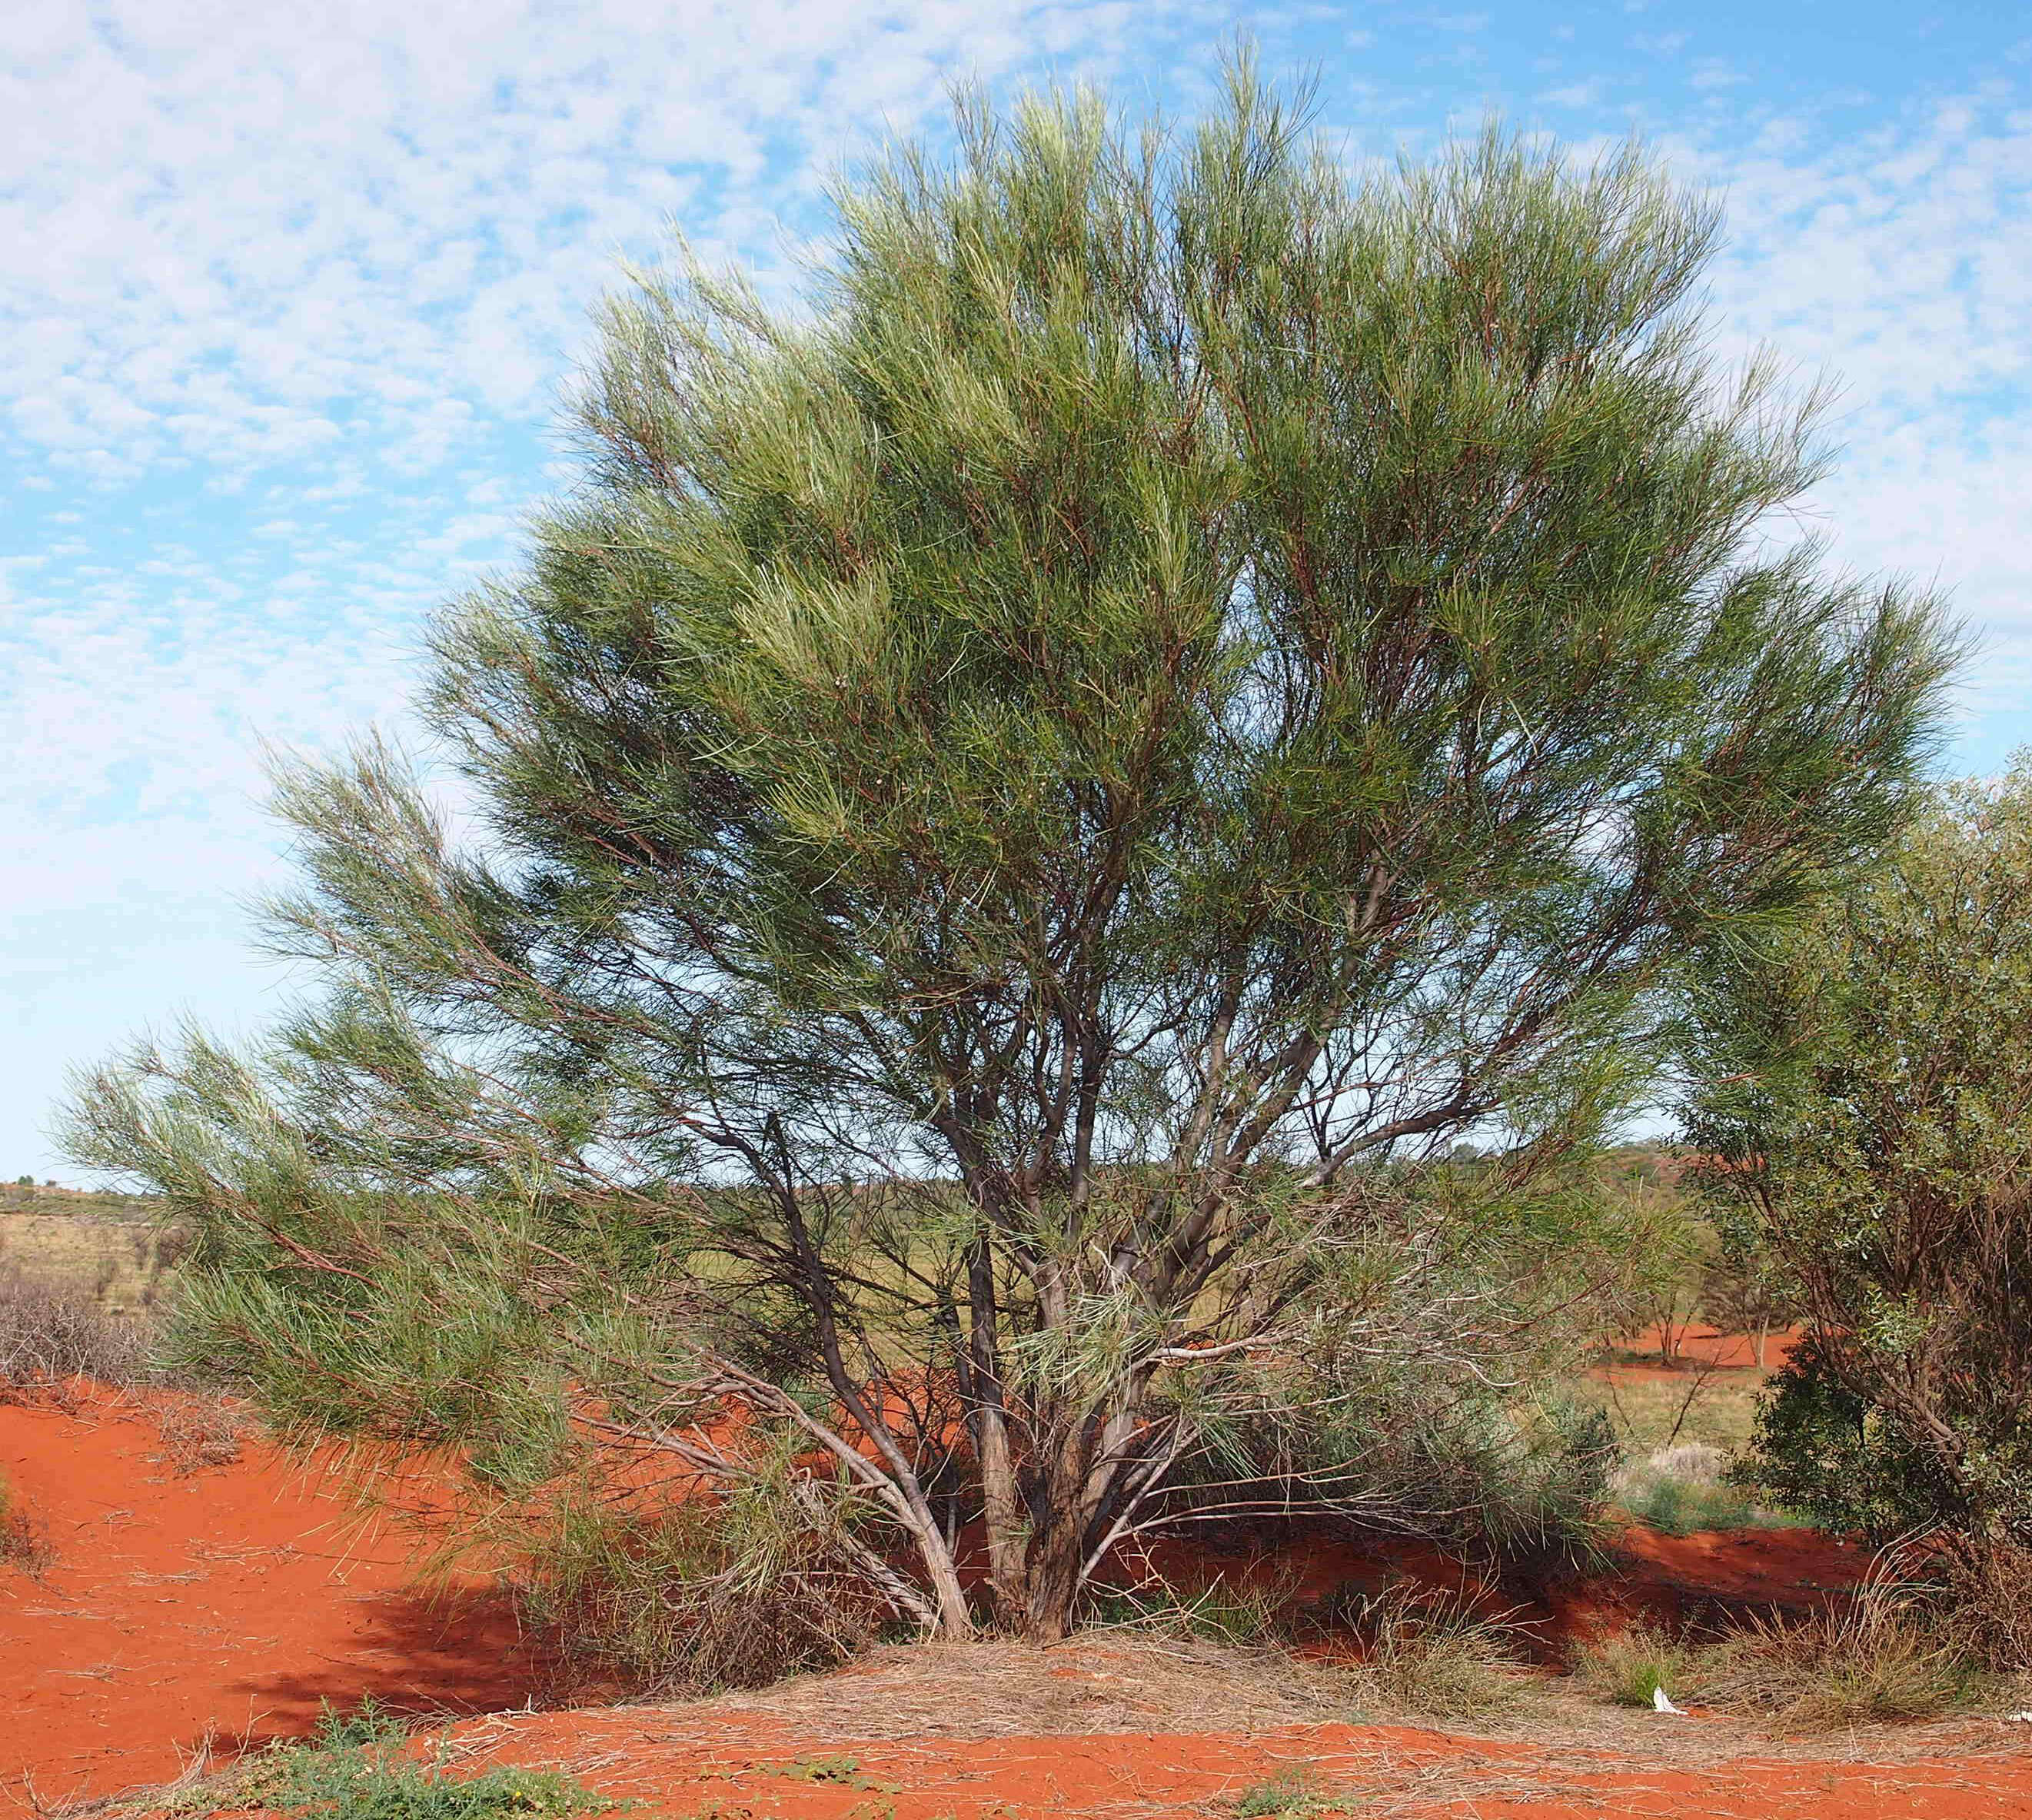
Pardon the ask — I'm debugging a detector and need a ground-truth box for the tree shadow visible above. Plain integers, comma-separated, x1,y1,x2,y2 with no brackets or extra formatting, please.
213,1583,556,1756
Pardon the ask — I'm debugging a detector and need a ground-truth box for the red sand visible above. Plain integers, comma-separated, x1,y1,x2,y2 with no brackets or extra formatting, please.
0,1386,546,1804
433,1706,2032,1820
5,1376,2028,1820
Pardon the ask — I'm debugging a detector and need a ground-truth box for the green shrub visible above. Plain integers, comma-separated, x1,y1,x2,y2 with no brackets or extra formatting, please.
245,1700,614,1820
1232,1766,1329,1817
1728,1337,1963,1539
1691,768,2032,1550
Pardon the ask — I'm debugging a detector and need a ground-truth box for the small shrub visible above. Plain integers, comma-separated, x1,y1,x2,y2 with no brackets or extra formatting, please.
1930,1532,2032,1673
510,1496,883,1695
1232,1765,1329,1817
0,1470,53,1576
185,1698,615,1820
1572,1624,1701,1708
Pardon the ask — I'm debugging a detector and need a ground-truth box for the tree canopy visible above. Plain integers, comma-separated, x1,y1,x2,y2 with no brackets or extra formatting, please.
66,70,1957,1652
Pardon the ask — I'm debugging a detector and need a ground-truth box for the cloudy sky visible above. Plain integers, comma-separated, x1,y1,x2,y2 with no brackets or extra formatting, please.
5,0,2029,1179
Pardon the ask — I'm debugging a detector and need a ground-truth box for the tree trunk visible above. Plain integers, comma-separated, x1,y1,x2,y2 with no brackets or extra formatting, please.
976,1398,1029,1622
923,1535,976,1639
1021,1510,1089,1642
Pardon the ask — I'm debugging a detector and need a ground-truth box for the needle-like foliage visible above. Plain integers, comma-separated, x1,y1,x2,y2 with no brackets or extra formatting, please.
65,66,1954,1649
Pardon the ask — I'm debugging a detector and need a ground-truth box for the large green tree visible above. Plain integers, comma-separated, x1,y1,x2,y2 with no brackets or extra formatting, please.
66,73,1954,1647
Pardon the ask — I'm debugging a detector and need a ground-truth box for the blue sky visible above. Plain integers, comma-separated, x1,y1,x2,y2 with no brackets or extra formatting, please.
5,1,2030,1180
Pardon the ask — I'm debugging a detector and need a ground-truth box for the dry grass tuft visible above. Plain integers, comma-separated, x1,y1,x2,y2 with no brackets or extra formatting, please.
1571,1622,1703,1709
1325,1580,1533,1722
151,1394,248,1473
1690,1592,1979,1730
1573,1542,2020,1732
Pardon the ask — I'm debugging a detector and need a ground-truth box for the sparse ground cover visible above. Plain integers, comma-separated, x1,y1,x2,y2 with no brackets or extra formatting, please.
6,1377,2030,1820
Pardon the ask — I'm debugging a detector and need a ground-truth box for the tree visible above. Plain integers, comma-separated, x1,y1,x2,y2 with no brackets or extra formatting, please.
1688,765,2032,1543
1698,1234,1798,1370
65,72,1955,1648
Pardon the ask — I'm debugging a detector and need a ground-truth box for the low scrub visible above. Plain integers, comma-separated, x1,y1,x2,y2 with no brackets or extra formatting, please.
1611,1442,1800,1536
1087,1579,1289,1649
0,1270,154,1386
1232,1765,1332,1817
508,1490,887,1695
1312,1579,1531,1722
1691,1595,1981,1730
159,1698,613,1820
1575,1558,2018,1730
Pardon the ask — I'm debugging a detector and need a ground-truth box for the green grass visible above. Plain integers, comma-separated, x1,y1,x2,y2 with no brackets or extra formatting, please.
1232,1765,1330,1817
155,1699,617,1820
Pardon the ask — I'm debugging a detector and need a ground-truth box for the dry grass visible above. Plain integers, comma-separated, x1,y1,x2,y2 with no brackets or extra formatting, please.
1689,1594,1984,1731
151,1393,248,1472
0,1193,182,1313
1573,1548,2022,1733
1318,1580,1534,1723
1572,1361,1768,1459
1571,1622,1702,1709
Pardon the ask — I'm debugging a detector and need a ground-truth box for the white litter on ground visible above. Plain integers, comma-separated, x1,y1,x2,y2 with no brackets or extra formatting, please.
1653,1687,1690,1715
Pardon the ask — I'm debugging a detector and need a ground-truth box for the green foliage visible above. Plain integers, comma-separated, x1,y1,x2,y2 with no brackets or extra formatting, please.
1728,1337,1959,1538
172,1699,617,1820
66,63,1955,1650
1232,1767,1330,1818
1691,764,2032,1544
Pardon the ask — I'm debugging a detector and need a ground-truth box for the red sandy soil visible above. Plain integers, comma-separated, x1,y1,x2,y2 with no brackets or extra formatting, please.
3,1376,2027,1820
0,1385,548,1805
1607,1322,1806,1374
432,1702,2032,1820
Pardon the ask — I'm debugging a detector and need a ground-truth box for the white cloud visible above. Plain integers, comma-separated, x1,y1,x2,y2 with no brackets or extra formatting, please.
3,1,2029,1179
